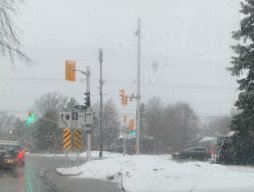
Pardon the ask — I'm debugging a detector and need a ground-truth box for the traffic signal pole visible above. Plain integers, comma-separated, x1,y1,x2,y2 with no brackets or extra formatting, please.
74,67,91,161
136,18,141,154
123,119,127,156
86,66,91,161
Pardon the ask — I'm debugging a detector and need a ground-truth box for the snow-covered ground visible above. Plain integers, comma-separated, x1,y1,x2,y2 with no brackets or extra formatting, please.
56,154,254,192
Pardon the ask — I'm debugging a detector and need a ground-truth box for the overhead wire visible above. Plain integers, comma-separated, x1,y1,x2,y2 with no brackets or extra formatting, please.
0,109,232,120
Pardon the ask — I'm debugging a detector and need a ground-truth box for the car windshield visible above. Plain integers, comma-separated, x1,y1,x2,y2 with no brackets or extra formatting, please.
1,0,254,192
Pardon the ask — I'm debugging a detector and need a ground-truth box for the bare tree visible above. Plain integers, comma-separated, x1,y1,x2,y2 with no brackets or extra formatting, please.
164,102,199,151
143,98,200,154
92,99,120,151
0,112,17,140
34,92,69,115
143,97,165,153
31,92,69,152
201,117,231,137
0,0,31,62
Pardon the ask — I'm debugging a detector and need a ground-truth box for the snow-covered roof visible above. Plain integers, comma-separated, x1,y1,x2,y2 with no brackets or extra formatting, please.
198,137,216,143
0,140,19,145
226,131,235,137
143,134,154,140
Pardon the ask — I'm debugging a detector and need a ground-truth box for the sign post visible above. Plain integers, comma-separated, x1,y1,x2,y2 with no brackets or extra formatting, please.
59,111,88,167
63,128,71,168
73,129,82,168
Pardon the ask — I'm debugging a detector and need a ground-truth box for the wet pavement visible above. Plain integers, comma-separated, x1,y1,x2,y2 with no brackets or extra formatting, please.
0,166,24,192
24,155,122,192
0,155,122,192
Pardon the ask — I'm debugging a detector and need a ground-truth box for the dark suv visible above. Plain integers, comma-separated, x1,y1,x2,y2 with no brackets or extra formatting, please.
173,147,210,161
0,141,20,170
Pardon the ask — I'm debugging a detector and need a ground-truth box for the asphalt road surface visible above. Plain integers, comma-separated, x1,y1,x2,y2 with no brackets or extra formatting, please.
25,155,123,192
0,155,122,192
0,166,24,192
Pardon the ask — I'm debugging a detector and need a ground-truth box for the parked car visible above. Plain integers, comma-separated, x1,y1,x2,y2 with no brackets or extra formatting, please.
172,147,210,161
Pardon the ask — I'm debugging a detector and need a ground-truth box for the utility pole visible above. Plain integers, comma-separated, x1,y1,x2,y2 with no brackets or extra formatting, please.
123,115,127,156
136,18,141,154
99,48,103,158
86,66,91,161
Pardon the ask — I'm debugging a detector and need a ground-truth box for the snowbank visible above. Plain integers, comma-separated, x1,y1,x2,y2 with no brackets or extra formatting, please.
57,154,254,192
56,167,83,176
26,151,124,158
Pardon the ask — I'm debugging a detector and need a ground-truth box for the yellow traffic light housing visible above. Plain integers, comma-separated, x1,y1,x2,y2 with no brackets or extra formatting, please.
123,95,128,105
120,89,128,106
65,60,76,81
128,119,135,131
120,89,125,105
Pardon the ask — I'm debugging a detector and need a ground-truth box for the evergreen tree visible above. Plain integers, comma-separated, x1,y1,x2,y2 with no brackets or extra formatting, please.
229,0,254,164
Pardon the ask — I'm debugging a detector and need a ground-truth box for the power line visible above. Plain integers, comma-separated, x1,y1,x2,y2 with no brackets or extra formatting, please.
0,77,236,90
0,109,231,120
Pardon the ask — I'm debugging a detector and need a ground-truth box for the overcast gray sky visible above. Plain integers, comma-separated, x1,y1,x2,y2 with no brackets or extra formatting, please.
0,0,241,120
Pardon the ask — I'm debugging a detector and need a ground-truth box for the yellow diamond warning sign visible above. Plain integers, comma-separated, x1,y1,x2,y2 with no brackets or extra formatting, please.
73,129,82,151
63,128,71,150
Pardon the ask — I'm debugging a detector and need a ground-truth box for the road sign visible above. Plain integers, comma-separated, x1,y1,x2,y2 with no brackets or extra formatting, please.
63,128,71,150
59,112,72,128
85,112,94,125
73,112,85,129
73,129,82,151
59,111,92,129
72,112,78,120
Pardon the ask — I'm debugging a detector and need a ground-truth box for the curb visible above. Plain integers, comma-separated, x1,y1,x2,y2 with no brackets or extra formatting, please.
121,176,127,192
55,168,84,176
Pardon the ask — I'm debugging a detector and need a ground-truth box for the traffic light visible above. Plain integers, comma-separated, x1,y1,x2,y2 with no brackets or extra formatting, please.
128,119,135,130
120,89,125,106
65,60,76,81
84,92,91,108
123,95,128,105
120,89,128,106
129,130,136,136
25,112,35,125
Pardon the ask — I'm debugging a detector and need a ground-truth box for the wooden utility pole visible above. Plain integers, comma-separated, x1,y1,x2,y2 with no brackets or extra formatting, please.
136,18,141,154
98,48,103,158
